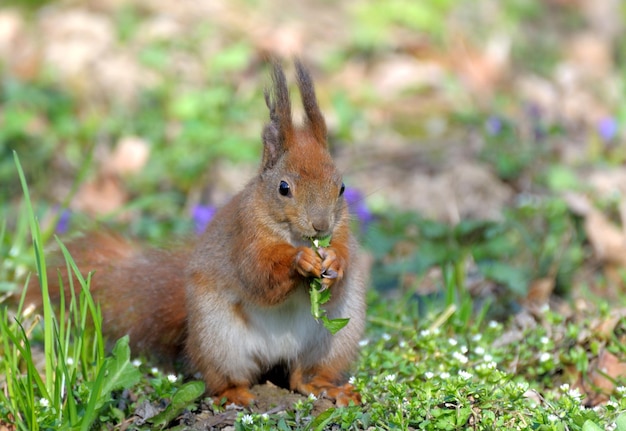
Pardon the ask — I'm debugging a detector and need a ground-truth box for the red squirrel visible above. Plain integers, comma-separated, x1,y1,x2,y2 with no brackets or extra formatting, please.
26,61,367,407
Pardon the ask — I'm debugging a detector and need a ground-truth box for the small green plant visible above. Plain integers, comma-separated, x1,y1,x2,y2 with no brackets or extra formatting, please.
0,153,142,430
307,235,350,334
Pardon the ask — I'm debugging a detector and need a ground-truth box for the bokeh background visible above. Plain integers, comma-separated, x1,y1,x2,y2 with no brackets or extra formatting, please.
0,0,621,213
4,1,626,425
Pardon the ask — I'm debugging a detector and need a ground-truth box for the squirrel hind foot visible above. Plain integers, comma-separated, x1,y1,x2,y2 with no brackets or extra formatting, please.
214,386,256,407
331,383,362,407
290,371,362,406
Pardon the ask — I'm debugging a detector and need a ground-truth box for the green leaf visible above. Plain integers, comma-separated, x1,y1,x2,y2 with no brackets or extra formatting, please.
477,261,529,295
616,413,626,431
149,380,205,429
79,336,141,431
582,420,604,431
307,407,337,431
321,317,350,335
99,336,142,396
306,235,350,334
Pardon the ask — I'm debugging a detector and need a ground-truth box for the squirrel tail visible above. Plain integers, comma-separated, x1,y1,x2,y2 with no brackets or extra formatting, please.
24,231,190,367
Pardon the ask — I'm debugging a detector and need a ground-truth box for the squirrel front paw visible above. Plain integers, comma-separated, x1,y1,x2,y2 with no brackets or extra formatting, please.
294,246,323,278
317,247,344,289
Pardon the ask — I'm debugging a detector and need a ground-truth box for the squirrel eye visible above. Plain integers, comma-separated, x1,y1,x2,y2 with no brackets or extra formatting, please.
339,182,346,197
279,180,291,197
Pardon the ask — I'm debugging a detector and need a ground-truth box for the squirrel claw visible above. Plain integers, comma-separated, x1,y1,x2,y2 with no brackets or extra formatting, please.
321,269,338,279
317,247,328,259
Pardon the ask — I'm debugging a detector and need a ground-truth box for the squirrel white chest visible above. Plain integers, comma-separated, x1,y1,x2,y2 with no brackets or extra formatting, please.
217,288,325,376
248,289,321,357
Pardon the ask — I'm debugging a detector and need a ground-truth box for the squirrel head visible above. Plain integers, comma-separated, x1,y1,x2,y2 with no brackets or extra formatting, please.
259,61,346,240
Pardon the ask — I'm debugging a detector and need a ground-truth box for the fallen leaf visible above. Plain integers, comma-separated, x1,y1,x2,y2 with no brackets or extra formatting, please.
592,308,626,340
584,209,626,266
105,136,151,176
585,349,626,405
524,278,555,306
73,173,127,216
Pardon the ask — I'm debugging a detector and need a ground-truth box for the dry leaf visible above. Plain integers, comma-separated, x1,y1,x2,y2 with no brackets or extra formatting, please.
524,278,555,306
73,174,127,216
451,35,511,98
40,10,114,77
523,389,543,406
567,32,613,79
586,349,626,405
105,136,150,176
584,209,626,266
593,308,626,340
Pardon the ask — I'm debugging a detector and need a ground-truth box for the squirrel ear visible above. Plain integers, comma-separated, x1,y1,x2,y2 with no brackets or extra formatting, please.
261,61,294,170
295,60,327,145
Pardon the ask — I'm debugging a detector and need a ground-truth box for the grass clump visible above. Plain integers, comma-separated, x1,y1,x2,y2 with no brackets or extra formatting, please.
0,154,143,430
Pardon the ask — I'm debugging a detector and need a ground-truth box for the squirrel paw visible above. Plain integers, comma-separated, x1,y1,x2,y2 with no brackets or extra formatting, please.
327,382,362,407
317,247,344,289
214,386,256,407
291,373,361,406
294,247,322,278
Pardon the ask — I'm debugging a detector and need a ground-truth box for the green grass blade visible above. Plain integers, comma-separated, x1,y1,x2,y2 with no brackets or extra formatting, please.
13,151,56,394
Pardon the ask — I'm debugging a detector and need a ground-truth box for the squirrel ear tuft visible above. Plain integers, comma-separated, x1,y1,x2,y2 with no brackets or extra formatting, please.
295,59,327,145
261,61,293,170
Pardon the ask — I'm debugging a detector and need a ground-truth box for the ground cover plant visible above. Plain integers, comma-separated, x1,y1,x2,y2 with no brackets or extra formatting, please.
2,0,626,429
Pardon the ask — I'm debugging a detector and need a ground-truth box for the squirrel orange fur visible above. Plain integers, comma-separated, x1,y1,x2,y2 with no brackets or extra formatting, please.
26,61,367,407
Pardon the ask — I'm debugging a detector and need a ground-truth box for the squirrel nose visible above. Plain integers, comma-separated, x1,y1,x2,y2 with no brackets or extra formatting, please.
312,219,330,234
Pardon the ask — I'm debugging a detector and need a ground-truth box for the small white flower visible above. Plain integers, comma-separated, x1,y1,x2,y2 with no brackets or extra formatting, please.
132,359,142,367
308,393,317,401
385,374,397,382
448,338,458,346
559,383,570,392
547,414,559,422
484,354,493,362
167,374,178,383
460,345,468,354
349,376,356,385
66,357,74,366
359,339,369,347
382,333,391,341
420,329,431,337
39,398,50,407
261,413,269,421
539,352,551,363
452,351,469,364
607,400,619,409
440,372,450,379
151,367,159,374
616,385,626,394
540,336,549,345
474,346,485,355
399,340,407,348
458,370,472,380
241,414,254,425
488,320,499,329
567,388,582,401
472,333,482,341
313,239,320,248
424,371,434,379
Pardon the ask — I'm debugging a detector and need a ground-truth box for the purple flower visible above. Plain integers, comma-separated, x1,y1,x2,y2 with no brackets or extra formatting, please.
191,204,216,234
485,116,502,136
343,187,373,228
598,117,618,141
56,209,71,234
